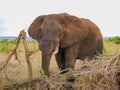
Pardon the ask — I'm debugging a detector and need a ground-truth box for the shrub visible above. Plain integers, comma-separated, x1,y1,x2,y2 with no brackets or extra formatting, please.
103,47,108,54
106,36,120,44
9,40,16,44
0,39,15,53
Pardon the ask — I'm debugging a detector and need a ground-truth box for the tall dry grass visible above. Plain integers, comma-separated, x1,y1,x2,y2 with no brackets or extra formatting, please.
46,54,120,90
2,54,120,90
0,39,120,90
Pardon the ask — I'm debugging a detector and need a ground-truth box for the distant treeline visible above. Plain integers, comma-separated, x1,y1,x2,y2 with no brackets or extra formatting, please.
106,36,120,44
0,36,120,44
0,38,36,53
0,36,116,41
0,36,32,41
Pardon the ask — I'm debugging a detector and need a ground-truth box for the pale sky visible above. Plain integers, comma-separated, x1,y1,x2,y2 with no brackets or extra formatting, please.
0,0,120,37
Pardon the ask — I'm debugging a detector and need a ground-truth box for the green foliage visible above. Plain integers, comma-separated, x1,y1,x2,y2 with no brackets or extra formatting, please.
103,47,108,55
106,36,120,44
38,60,48,78
9,40,16,44
0,39,16,53
39,68,48,78
76,76,89,84
76,76,81,81
0,39,37,53
27,40,37,43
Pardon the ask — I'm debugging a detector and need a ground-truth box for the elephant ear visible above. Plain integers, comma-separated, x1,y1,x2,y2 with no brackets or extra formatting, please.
28,15,46,41
60,16,88,48
60,30,74,48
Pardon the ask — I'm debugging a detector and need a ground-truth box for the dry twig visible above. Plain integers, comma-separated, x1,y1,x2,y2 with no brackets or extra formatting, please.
21,30,33,81
0,30,22,71
0,29,34,81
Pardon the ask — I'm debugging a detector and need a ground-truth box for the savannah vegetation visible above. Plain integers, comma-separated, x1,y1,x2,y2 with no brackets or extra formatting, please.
0,36,120,90
0,36,120,54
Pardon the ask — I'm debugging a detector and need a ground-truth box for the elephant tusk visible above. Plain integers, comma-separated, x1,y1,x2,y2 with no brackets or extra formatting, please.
53,47,59,55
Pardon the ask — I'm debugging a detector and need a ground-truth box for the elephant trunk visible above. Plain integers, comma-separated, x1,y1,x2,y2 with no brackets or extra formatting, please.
40,40,59,76
41,51,51,77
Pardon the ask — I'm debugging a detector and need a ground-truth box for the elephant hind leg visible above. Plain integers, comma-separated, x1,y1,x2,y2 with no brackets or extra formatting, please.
95,40,103,55
55,48,65,71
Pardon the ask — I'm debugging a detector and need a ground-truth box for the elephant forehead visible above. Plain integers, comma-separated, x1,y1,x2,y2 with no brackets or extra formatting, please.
40,38,53,43
42,19,58,27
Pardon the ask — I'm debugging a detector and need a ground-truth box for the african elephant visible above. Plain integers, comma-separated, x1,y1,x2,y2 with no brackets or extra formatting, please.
28,13,103,76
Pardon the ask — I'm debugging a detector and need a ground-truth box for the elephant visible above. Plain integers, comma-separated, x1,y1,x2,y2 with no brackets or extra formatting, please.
28,13,103,76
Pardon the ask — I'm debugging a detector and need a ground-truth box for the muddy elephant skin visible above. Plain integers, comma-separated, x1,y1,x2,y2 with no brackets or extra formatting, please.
28,13,103,76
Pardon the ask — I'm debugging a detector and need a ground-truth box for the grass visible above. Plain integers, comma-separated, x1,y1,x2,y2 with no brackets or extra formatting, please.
106,36,120,44
0,37,120,54
0,38,120,89
0,39,15,53
104,41,120,54
0,39,38,54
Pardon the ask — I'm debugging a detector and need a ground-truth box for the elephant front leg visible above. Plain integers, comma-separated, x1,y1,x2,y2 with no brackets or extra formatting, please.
55,48,65,71
65,44,79,71
63,45,78,82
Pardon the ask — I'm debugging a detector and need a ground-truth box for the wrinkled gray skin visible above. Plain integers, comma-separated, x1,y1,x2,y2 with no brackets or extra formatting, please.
28,13,103,76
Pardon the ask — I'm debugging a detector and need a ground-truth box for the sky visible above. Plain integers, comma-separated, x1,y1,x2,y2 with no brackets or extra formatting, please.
0,0,120,37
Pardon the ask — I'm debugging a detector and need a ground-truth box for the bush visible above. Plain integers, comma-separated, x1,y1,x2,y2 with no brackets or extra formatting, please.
103,47,108,54
106,36,120,44
0,39,15,53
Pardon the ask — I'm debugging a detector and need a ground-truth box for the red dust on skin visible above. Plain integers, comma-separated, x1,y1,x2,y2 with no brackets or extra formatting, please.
28,13,103,76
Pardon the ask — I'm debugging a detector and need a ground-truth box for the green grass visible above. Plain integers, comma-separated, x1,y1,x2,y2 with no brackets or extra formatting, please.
103,36,120,55
0,39,38,54
0,39,16,53
0,37,120,55
106,36,120,44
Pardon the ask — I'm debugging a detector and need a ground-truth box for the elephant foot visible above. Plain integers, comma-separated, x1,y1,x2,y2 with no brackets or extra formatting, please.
60,68,75,82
